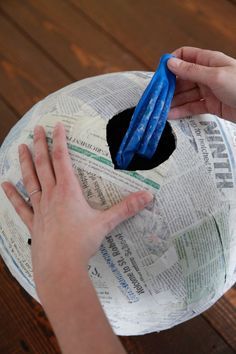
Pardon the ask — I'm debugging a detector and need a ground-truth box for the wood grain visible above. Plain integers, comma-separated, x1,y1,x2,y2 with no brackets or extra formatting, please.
121,314,235,354
70,0,236,69
203,294,236,350
0,256,61,353
224,285,236,308
0,0,145,76
0,9,71,116
0,96,19,144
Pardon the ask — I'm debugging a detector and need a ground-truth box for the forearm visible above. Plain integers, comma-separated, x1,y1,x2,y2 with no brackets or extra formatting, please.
39,267,126,354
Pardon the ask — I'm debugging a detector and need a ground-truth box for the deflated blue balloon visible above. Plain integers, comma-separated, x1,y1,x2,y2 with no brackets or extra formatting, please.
116,54,176,169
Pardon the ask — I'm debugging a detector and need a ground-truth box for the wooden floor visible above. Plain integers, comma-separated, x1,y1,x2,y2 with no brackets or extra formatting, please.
0,0,236,353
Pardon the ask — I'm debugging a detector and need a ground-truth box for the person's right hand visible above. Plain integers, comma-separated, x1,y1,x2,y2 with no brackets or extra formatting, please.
167,47,236,122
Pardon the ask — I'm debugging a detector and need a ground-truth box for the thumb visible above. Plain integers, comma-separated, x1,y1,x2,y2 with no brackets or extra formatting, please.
102,190,153,234
167,57,215,86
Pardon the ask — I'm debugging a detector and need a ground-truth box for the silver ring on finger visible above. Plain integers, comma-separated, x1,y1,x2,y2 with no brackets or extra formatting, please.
29,188,42,197
25,188,42,205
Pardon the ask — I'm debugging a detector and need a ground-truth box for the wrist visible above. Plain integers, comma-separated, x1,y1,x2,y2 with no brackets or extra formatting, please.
35,260,89,306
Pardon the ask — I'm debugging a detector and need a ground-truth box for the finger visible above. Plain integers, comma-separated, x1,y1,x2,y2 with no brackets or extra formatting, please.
101,191,153,234
175,79,196,95
33,125,55,192
167,57,216,87
52,122,77,186
168,100,208,119
172,47,212,64
19,144,41,210
171,87,202,108
1,182,33,233
172,47,233,67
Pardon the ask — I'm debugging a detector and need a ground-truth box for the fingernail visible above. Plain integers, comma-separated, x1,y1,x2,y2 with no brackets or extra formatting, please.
55,122,63,131
168,57,182,69
34,125,42,139
1,182,8,194
168,108,178,120
34,125,41,133
18,144,25,155
141,191,154,205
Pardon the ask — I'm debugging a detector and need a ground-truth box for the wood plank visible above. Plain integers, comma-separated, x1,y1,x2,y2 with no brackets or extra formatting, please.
224,285,236,308
0,10,71,116
120,314,235,354
71,0,236,69
0,0,145,79
203,293,236,350
0,96,19,144
0,256,61,353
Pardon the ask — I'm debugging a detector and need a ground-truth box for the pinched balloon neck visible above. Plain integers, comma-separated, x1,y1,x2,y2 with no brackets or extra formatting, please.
160,53,174,65
116,53,176,170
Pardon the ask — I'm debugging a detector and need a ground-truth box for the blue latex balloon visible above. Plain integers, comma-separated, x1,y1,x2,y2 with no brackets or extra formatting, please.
116,54,176,169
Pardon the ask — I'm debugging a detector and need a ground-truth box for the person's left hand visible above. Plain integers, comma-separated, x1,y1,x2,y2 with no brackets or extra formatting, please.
1,123,153,300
